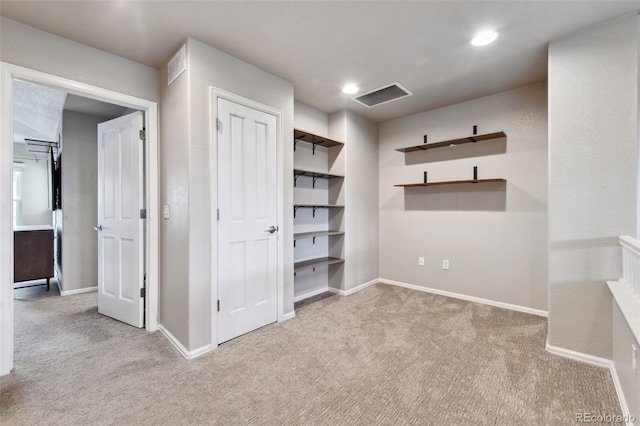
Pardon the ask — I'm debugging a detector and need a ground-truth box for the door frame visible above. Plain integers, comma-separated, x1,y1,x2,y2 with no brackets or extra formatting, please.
210,87,284,346
0,63,160,376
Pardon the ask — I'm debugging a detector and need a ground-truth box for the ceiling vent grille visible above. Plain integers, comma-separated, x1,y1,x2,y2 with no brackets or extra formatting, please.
352,83,412,108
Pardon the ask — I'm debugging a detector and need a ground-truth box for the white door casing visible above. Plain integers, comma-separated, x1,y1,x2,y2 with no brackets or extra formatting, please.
1,63,159,376
217,98,278,343
97,112,145,328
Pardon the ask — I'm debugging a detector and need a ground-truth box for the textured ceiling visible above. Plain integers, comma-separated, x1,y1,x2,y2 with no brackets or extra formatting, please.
2,1,640,122
13,82,134,148
13,79,66,144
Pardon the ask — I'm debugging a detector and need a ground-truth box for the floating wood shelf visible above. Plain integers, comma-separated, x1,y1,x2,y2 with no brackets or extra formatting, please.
294,256,345,272
294,230,345,240
394,178,506,187
396,131,506,153
294,168,344,188
294,203,344,208
294,129,344,148
294,169,344,180
294,129,344,154
293,204,344,218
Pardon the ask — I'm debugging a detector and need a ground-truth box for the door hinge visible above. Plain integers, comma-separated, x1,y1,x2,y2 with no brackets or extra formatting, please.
216,118,222,133
140,209,147,219
139,128,146,141
217,209,220,221
217,300,220,312
140,287,146,298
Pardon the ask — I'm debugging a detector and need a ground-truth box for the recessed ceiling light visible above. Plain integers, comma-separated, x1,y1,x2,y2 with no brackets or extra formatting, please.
342,84,359,94
471,31,498,47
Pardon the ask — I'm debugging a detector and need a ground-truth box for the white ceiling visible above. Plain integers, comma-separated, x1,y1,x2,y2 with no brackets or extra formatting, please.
13,79,66,144
13,80,135,148
2,1,640,122
64,94,134,119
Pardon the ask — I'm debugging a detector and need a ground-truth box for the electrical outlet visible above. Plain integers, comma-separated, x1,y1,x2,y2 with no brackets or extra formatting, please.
418,257,425,266
442,260,450,270
632,344,637,372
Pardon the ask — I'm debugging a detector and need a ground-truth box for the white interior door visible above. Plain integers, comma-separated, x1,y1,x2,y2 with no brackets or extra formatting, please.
217,98,278,344
97,111,144,328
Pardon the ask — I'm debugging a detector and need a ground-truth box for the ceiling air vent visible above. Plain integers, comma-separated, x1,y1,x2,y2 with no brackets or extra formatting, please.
352,83,412,108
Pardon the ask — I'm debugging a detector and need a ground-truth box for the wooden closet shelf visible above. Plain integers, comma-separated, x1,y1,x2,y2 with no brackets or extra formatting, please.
396,131,506,153
294,169,344,180
294,204,344,208
294,230,345,240
293,204,344,218
294,129,344,148
294,256,345,272
394,178,506,187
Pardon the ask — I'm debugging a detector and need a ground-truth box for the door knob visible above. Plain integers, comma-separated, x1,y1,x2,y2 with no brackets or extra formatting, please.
93,225,103,232
265,225,278,233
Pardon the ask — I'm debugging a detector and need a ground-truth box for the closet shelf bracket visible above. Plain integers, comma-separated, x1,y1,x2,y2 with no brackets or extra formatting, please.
312,141,323,155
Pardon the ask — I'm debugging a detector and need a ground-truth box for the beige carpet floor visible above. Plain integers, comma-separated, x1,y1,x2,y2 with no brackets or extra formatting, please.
1,282,622,425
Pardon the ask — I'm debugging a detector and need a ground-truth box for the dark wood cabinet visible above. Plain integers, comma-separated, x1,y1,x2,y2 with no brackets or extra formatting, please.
14,227,54,290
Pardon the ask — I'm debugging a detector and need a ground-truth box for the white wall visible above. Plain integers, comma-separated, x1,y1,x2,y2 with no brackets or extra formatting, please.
0,17,158,102
379,83,548,311
328,110,380,291
13,143,51,226
159,47,190,346
160,38,294,351
328,112,347,292
344,111,379,290
294,102,328,136
59,111,102,293
548,15,639,359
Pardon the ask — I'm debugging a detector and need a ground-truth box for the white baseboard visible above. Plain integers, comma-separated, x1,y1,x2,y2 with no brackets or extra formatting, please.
545,343,612,368
294,279,378,302
328,279,379,296
158,324,214,360
295,279,379,301
60,286,97,296
546,343,633,425
378,278,548,317
294,286,329,302
609,363,633,426
282,311,296,321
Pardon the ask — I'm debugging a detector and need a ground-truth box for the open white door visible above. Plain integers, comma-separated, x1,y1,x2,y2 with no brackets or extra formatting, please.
217,98,278,343
97,111,144,328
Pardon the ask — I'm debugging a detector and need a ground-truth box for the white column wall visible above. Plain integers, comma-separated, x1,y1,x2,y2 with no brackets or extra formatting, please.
548,14,639,358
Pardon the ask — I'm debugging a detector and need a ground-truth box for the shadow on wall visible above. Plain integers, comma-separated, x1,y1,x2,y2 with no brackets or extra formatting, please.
404,137,507,166
404,182,507,211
